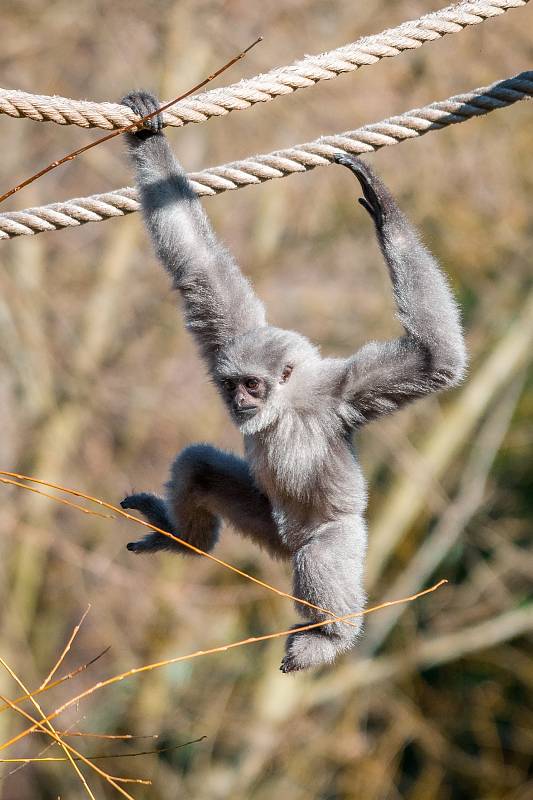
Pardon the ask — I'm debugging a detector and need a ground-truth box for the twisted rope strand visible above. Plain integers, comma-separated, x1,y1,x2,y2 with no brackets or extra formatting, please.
1,71,530,240
0,0,528,131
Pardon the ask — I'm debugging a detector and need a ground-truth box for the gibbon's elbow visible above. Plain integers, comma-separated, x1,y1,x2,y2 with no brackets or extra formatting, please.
430,344,468,391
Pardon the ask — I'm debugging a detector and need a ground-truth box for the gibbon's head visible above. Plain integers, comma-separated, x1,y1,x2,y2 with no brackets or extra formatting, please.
215,326,320,434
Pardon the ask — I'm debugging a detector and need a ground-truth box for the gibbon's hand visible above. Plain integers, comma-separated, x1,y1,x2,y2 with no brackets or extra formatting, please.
121,91,164,139
334,153,384,229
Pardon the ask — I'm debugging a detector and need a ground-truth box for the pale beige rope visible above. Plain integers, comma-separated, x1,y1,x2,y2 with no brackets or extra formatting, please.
1,71,530,241
0,0,528,131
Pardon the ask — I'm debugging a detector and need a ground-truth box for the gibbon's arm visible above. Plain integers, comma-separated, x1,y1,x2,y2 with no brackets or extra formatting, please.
122,92,266,367
335,155,466,425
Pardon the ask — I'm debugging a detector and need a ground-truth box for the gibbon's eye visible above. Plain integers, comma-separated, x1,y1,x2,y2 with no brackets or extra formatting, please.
223,379,237,392
280,365,293,384
245,378,260,391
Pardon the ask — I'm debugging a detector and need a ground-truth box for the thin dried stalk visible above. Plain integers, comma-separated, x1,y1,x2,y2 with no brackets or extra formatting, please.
0,470,362,630
0,476,113,519
0,647,110,716
40,605,91,689
0,580,446,753
0,37,262,204
0,658,97,800
0,696,149,796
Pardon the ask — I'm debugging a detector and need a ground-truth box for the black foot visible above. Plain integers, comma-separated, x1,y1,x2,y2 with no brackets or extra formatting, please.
125,532,177,554
126,538,155,553
121,491,166,518
121,91,163,138
334,153,384,227
120,492,175,553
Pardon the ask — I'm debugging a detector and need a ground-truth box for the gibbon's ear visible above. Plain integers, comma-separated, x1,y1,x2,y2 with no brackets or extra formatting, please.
280,365,293,384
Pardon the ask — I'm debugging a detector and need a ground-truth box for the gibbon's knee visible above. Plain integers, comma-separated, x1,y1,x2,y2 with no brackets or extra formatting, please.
292,527,366,625
280,524,366,672
165,445,222,554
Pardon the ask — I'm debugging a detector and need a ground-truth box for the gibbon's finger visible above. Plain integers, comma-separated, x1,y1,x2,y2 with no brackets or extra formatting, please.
137,93,164,133
121,92,163,136
358,197,374,216
358,196,383,228
333,153,375,188
333,152,365,170
334,154,383,221
126,539,151,553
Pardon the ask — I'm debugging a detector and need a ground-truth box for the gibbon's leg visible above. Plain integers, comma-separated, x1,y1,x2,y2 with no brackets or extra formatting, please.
281,517,367,673
122,444,287,559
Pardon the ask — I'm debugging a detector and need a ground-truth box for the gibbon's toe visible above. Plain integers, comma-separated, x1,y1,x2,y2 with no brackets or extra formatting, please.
120,495,137,510
126,540,148,553
120,492,153,512
279,655,305,674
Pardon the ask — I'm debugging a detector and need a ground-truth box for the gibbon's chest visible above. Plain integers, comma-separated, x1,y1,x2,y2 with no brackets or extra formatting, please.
244,410,362,509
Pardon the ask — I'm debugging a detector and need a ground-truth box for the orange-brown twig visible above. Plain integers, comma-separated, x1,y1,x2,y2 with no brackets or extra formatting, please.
0,470,361,630
0,36,262,205
0,711,92,783
0,580,447,753
40,605,91,689
0,696,149,796
0,659,97,800
0,476,113,519
0,646,110,716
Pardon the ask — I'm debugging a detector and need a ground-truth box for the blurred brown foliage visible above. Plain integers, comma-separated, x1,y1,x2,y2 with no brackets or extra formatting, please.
0,1,532,798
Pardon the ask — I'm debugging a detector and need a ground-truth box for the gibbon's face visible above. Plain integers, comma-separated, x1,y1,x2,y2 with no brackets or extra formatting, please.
221,365,293,425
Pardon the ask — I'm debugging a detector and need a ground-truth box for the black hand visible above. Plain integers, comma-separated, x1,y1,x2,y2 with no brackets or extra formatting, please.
121,90,164,139
333,153,384,229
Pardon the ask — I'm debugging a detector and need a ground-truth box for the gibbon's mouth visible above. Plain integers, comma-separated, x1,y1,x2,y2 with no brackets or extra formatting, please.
233,405,259,419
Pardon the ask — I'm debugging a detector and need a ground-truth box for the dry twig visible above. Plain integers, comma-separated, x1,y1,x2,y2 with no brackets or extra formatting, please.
0,470,362,630
0,647,110,716
40,605,91,689
0,580,447,753
0,659,98,800
0,37,262,205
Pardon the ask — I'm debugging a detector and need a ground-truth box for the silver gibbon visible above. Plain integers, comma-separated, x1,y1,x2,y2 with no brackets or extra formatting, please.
120,91,466,673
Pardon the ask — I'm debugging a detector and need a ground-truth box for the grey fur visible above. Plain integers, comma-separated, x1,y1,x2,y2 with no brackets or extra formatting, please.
120,92,466,673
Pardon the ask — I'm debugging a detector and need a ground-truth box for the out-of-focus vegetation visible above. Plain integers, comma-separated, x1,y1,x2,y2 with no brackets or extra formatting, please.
0,1,532,798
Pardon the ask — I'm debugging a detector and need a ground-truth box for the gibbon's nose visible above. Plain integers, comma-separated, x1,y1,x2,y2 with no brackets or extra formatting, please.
235,389,248,408
233,391,257,415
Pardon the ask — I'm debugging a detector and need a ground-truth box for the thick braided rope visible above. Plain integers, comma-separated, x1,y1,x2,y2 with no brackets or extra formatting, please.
1,71,531,240
0,0,528,131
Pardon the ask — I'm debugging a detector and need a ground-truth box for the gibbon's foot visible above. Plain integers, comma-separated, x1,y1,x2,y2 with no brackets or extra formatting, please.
120,492,175,552
121,91,164,138
121,491,166,518
280,626,357,674
334,153,384,228
126,537,157,553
